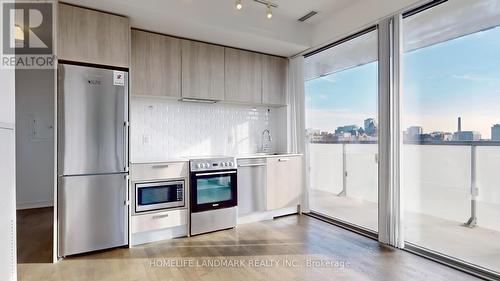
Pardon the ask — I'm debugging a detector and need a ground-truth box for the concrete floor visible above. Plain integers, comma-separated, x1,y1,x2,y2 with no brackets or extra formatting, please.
18,215,479,281
310,189,500,274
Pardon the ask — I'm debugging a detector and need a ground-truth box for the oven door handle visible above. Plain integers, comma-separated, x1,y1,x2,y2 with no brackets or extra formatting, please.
195,171,237,177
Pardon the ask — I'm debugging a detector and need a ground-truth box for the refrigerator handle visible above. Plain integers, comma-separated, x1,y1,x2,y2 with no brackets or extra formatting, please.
124,174,130,245
124,121,129,172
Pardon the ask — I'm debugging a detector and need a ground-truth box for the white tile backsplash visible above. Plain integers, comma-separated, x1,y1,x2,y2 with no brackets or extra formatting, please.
130,97,287,162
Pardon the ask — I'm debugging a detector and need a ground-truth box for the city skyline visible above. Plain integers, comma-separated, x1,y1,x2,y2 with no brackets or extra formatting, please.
307,116,500,142
305,24,500,139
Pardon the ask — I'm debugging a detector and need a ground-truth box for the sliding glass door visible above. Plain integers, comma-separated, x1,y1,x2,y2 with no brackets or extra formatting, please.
402,0,500,274
303,0,500,277
304,28,379,232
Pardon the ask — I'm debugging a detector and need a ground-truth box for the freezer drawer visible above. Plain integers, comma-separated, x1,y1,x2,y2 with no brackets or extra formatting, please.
58,174,128,256
58,64,128,176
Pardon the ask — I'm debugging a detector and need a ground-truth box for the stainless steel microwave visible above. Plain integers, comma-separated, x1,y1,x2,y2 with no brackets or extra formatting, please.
133,180,185,214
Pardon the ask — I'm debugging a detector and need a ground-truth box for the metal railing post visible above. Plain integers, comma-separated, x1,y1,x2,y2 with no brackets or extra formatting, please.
337,143,347,196
464,145,478,228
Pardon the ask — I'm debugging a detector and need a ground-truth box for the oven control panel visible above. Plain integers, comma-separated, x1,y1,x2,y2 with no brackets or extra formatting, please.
190,157,236,172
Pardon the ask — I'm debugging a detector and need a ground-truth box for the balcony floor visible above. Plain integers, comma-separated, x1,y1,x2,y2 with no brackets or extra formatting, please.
310,189,500,274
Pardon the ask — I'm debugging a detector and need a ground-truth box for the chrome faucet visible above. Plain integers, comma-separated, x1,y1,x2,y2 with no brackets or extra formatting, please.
261,129,272,152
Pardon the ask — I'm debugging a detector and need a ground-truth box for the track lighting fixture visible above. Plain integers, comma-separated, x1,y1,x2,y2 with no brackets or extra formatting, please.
235,0,242,10
234,0,278,19
266,2,272,19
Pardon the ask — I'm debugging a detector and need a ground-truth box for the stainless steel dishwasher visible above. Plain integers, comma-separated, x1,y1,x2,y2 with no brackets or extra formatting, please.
237,158,267,217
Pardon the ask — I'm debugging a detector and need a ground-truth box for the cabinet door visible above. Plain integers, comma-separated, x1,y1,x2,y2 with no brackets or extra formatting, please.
262,55,287,106
131,30,181,97
266,156,302,210
0,129,16,281
224,48,262,104
181,40,225,100
0,68,14,125
58,3,130,68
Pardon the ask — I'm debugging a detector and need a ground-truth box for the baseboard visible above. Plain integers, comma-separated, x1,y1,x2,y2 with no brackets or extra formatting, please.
17,200,53,210
237,206,298,225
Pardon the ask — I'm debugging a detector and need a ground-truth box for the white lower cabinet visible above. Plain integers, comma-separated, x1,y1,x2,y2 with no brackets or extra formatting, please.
266,156,303,211
129,162,189,246
130,162,188,181
131,209,187,233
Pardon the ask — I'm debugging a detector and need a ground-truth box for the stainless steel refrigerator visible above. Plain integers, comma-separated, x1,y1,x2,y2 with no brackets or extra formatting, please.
58,63,129,257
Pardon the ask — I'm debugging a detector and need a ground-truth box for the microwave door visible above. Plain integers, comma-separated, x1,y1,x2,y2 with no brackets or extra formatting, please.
135,181,185,213
58,64,128,176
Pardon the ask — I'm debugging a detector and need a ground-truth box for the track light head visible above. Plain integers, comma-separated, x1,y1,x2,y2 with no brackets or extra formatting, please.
236,0,242,10
266,3,272,19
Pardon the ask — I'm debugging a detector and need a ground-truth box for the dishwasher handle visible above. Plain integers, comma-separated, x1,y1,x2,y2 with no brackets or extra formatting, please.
238,163,267,168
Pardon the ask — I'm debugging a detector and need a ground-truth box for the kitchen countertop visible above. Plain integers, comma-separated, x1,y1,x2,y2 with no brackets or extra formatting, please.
130,153,303,165
235,153,303,159
130,158,190,165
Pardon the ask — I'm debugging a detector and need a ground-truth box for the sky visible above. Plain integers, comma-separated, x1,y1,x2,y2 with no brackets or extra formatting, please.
305,25,500,139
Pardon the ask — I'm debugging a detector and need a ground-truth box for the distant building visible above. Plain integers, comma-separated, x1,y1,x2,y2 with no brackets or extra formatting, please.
407,126,423,136
453,131,481,141
309,131,335,143
335,125,360,136
406,126,423,140
364,118,377,136
429,132,453,141
492,124,500,141
306,128,321,135
336,132,355,141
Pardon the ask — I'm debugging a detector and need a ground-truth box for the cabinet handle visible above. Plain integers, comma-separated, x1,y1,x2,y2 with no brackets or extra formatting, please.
152,214,169,219
278,158,290,162
152,164,169,169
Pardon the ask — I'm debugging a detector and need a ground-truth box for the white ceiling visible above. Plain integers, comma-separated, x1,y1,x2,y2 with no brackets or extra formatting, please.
61,0,359,57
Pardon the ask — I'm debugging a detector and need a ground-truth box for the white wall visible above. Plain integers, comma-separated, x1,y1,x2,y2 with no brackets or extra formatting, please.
130,97,287,163
0,67,17,280
15,70,55,209
311,0,421,48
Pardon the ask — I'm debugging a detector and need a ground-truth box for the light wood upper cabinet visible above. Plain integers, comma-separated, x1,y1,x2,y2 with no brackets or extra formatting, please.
181,40,225,100
58,3,130,68
131,30,181,97
224,48,263,104
262,55,287,106
266,156,303,210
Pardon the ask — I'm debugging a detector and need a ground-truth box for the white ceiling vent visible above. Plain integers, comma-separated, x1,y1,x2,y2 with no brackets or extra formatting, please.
298,11,318,22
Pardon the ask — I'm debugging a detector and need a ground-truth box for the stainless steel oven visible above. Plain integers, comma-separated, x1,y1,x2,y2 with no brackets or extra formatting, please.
189,157,238,235
134,180,185,214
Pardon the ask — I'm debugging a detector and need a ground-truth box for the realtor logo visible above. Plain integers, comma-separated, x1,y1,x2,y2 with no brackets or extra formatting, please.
1,1,55,68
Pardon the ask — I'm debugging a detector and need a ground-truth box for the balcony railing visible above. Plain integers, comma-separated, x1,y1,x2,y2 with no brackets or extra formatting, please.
307,140,500,232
